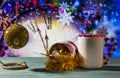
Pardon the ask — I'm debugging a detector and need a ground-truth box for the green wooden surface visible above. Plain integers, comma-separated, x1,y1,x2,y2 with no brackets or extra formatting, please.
0,58,120,78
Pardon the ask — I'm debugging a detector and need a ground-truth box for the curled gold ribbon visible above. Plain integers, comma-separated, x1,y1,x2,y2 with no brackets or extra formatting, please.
2,62,28,70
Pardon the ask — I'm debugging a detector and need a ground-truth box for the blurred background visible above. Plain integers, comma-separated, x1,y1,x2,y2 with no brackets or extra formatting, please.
0,0,120,57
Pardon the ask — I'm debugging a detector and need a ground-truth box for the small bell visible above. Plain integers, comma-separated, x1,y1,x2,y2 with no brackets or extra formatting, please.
4,23,29,49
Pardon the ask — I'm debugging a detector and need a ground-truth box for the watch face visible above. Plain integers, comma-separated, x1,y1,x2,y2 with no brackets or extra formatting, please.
10,16,79,57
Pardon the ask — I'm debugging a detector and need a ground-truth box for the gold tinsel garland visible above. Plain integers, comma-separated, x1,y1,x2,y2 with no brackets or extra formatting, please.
46,55,75,71
74,53,84,68
45,54,84,71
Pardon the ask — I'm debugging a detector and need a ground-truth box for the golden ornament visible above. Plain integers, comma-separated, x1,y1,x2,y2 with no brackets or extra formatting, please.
46,55,75,71
49,43,71,56
74,53,84,68
4,23,29,49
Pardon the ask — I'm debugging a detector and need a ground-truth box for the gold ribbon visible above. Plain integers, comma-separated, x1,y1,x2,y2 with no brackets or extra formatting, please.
1,62,28,70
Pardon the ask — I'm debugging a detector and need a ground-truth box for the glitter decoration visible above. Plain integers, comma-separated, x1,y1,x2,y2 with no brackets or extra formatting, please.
96,27,108,37
56,10,74,26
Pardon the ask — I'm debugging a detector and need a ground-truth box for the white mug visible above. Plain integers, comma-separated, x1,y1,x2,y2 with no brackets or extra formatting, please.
78,35,117,68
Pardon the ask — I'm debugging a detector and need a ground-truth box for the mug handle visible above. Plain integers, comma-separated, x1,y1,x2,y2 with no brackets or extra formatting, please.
103,38,118,65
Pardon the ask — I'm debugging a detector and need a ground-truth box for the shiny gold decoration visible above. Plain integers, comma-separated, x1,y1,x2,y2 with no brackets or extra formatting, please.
49,43,71,56
4,23,29,49
47,42,85,71
46,55,75,71
2,62,28,70
0,61,28,70
74,53,84,68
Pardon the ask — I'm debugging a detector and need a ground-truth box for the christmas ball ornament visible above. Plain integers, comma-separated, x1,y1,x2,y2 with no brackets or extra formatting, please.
3,45,8,50
0,50,5,57
49,43,71,56
49,41,77,57
4,23,29,49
